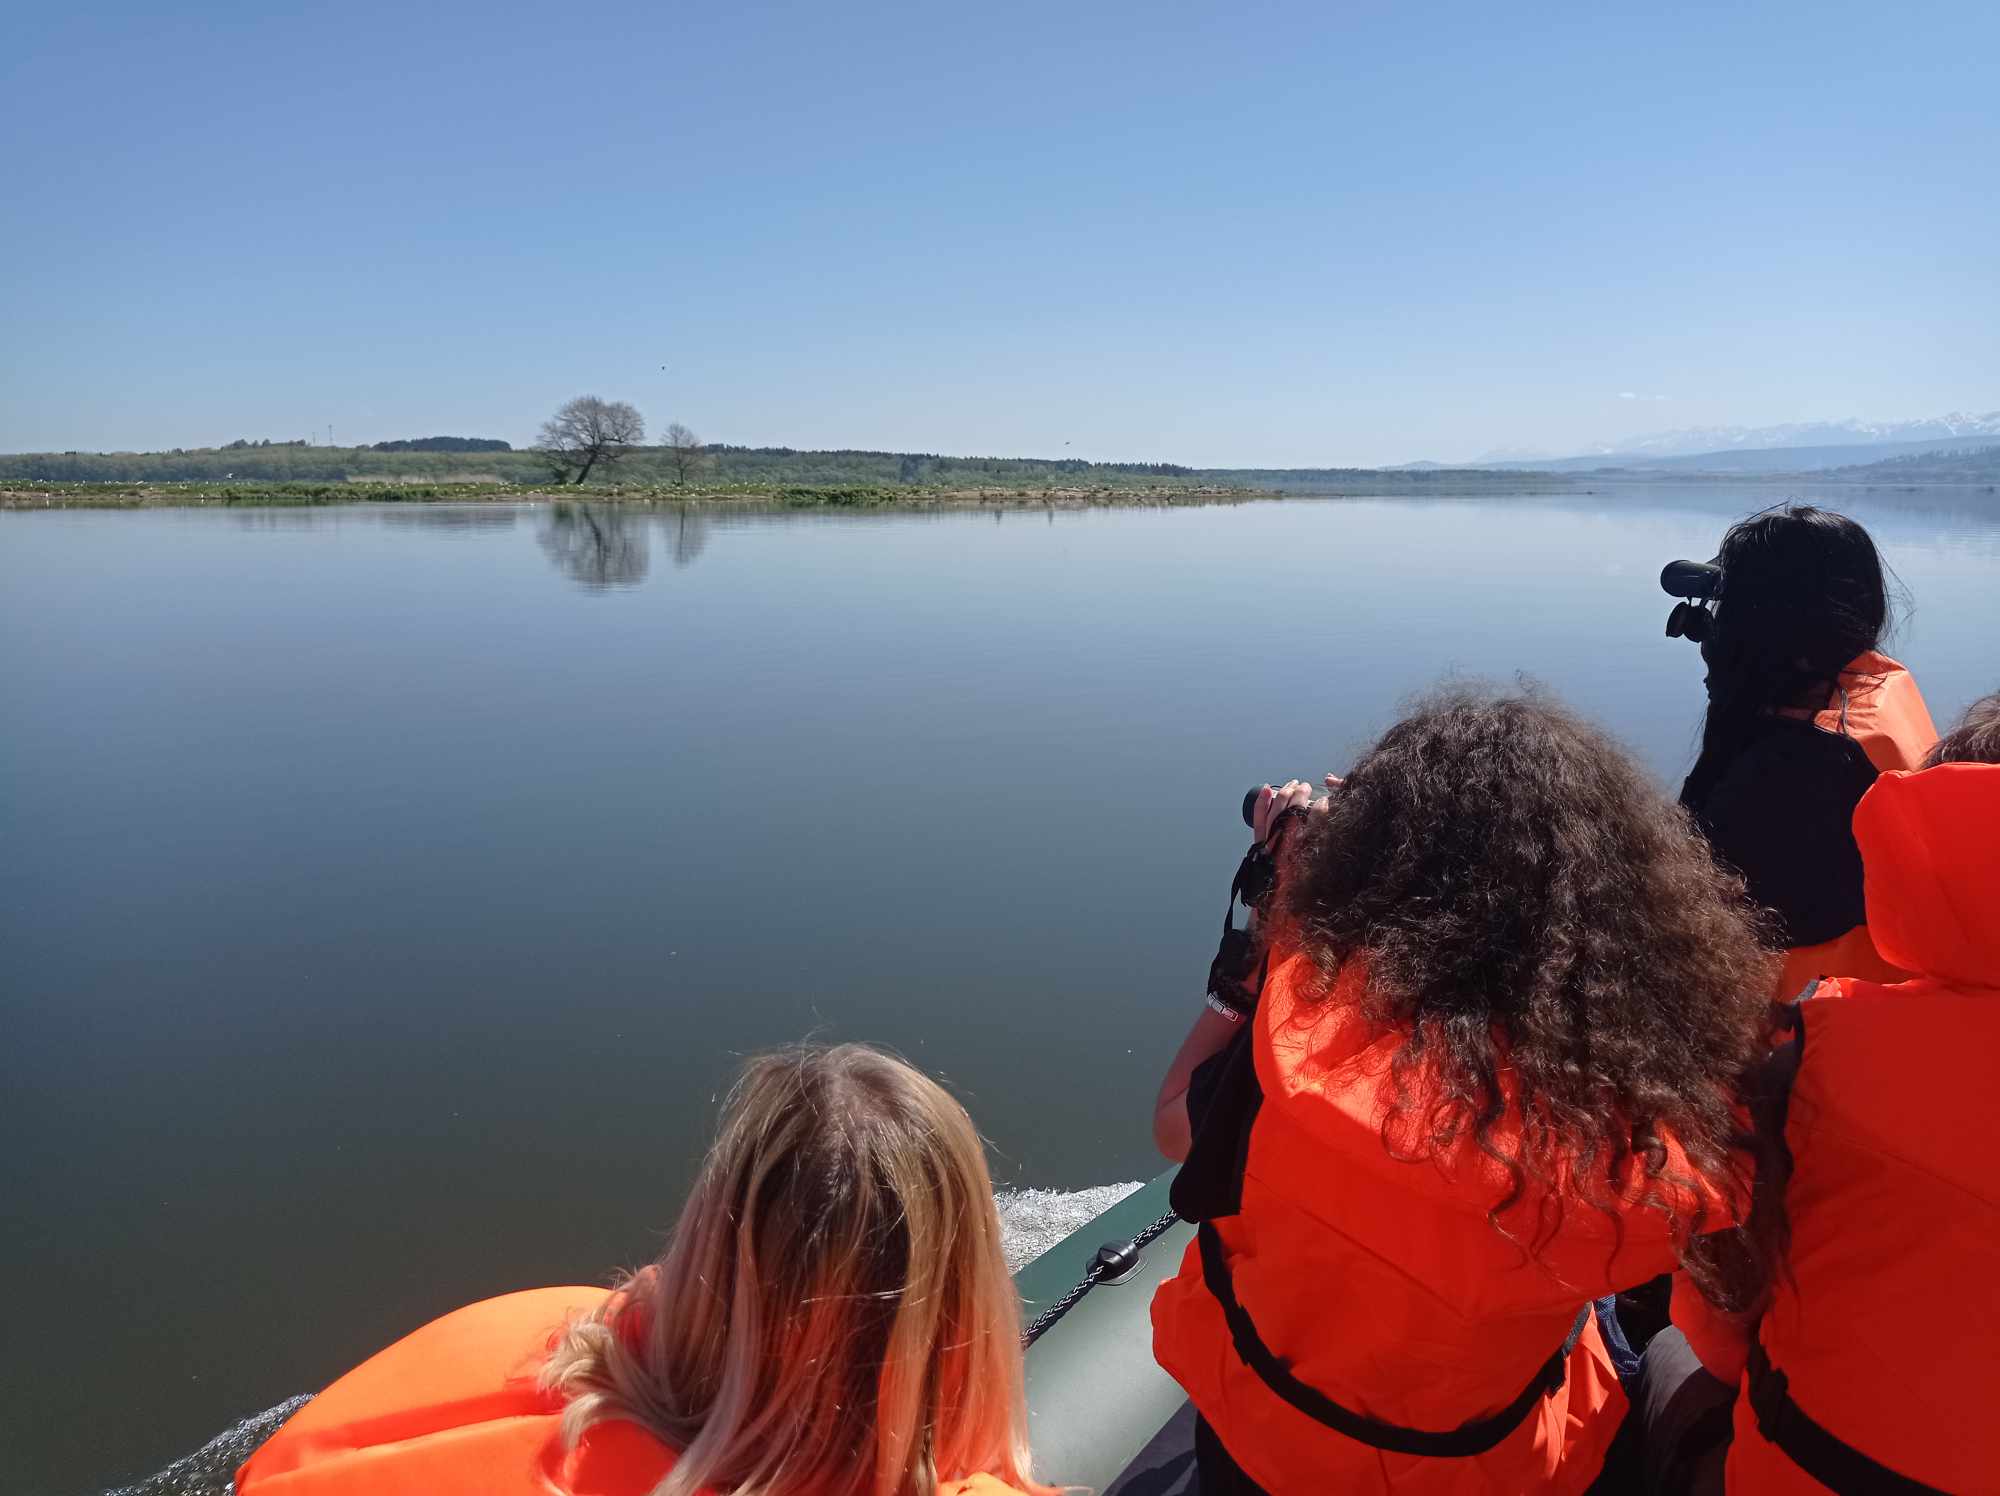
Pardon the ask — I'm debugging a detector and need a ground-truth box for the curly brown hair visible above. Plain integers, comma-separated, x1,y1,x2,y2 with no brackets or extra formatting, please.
1277,687,1779,1303
1927,689,2000,767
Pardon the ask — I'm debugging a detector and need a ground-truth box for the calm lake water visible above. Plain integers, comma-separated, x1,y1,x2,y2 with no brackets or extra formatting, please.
5,487,1999,1492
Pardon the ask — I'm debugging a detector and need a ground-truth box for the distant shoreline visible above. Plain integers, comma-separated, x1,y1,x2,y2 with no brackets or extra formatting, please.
4,473,1995,511
2,480,1284,511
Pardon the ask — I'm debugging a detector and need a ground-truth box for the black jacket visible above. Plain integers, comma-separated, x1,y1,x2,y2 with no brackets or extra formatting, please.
1681,717,1877,947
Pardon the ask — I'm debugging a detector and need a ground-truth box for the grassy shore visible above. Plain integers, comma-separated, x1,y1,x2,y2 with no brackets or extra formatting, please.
0,479,1275,511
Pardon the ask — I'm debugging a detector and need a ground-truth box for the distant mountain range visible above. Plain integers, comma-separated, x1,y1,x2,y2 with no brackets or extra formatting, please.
1578,410,2000,459
1416,411,2000,474
1508,432,2000,475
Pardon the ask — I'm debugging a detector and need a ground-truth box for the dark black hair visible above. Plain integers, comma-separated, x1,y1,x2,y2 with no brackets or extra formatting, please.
1686,505,1892,800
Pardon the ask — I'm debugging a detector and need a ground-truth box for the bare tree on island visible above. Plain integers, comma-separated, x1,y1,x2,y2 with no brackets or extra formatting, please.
664,422,704,485
533,396,645,485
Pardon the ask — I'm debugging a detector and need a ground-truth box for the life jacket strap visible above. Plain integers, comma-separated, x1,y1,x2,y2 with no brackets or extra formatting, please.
1747,1343,1946,1495
1197,1222,1588,1459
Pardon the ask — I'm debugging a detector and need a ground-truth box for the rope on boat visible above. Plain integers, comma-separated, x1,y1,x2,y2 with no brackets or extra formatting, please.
1020,1207,1182,1348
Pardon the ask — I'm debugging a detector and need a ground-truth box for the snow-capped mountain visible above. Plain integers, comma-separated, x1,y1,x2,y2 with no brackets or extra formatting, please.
1595,411,2000,459
1448,411,2000,472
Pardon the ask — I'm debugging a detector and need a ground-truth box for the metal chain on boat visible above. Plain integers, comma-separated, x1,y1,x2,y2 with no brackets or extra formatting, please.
1020,1207,1182,1348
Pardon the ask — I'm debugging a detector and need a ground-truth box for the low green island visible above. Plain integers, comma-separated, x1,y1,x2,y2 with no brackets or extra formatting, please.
0,478,1285,510
4,427,1996,510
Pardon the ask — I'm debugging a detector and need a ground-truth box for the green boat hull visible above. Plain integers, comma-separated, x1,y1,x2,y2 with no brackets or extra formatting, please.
1015,1171,1192,1488
113,1174,1195,1496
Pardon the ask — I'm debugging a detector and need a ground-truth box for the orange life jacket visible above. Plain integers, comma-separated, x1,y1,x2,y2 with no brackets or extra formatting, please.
234,1287,672,1496
1152,958,1723,1495
235,1287,1028,1496
1811,650,1938,776
1773,923,1906,1000
1695,764,2000,1494
1778,651,1938,993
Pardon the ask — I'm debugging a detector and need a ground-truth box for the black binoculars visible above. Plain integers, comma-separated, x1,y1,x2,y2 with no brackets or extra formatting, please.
1661,558,1724,644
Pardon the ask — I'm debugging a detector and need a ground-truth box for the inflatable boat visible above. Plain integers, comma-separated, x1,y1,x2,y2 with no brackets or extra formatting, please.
112,1172,1195,1496
1017,1170,1194,1491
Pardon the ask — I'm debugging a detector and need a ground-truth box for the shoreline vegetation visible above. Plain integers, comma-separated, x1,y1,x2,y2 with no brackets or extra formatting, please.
3,479,1291,510
3,433,1995,510
7,469,1996,511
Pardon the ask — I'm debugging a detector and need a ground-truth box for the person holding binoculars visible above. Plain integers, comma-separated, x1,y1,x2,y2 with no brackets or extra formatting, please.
1660,503,1937,995
1149,689,1782,1495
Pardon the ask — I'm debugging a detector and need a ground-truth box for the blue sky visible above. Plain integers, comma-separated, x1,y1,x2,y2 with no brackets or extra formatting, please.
2,0,1994,465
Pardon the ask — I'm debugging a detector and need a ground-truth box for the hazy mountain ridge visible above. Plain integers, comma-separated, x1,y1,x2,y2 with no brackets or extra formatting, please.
1429,412,2000,474
1833,442,2000,481
1476,432,2000,475
1602,410,2000,458
1481,411,2000,464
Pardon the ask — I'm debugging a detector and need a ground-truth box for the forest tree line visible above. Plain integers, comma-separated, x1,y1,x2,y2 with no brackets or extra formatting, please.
3,434,1210,488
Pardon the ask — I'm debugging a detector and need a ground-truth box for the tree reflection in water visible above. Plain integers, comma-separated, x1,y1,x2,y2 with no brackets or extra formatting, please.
538,502,649,588
665,504,709,569
537,503,716,587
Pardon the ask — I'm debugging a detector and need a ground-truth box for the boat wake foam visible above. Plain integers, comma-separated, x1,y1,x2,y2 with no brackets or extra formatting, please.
105,1395,311,1496
102,1183,1145,1493
995,1180,1145,1272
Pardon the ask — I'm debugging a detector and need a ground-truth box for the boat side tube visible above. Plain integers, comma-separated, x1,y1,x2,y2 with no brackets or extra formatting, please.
1015,1171,1192,1488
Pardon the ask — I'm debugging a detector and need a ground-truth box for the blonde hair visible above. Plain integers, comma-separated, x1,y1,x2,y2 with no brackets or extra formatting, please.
542,1044,1047,1496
